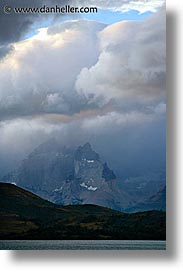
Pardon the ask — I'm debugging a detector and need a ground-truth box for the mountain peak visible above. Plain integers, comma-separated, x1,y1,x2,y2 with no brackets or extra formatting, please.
75,142,99,161
83,142,92,149
4,141,132,211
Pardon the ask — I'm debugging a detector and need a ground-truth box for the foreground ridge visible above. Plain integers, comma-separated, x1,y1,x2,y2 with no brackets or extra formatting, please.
0,182,166,240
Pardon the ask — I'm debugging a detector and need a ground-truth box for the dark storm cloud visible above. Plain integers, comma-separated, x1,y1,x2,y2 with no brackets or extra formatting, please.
0,0,69,44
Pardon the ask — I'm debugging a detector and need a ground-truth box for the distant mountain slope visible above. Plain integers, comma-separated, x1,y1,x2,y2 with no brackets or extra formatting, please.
126,186,166,212
120,172,166,202
4,141,133,211
0,183,166,240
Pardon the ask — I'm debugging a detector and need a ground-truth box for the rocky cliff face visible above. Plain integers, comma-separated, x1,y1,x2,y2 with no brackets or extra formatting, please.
4,141,132,211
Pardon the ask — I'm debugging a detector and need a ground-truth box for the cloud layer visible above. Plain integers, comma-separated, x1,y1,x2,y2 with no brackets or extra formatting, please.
0,0,165,44
0,9,165,120
73,0,165,13
0,7,166,177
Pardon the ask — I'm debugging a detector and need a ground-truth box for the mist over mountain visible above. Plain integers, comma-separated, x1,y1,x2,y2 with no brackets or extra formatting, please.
4,139,165,212
4,140,132,211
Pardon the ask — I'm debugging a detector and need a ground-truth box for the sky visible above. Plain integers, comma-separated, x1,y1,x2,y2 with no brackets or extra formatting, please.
0,0,166,180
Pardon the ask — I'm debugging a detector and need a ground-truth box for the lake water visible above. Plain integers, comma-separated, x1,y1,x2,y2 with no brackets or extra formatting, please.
0,240,166,250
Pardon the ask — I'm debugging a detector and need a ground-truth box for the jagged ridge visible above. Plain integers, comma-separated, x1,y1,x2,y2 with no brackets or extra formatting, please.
4,141,133,211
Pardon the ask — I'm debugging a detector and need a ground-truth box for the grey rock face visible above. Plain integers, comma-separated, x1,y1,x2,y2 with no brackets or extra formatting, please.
4,141,132,211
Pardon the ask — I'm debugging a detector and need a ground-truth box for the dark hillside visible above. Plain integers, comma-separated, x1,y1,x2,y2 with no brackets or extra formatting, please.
0,183,166,240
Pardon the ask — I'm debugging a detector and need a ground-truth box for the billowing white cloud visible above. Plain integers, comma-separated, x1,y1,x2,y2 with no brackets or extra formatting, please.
76,9,166,105
0,9,165,121
72,0,165,13
0,19,105,119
